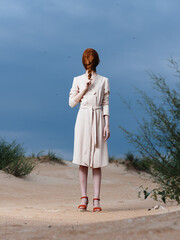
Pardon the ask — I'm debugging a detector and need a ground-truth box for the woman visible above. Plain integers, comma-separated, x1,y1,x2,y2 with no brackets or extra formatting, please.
69,48,110,212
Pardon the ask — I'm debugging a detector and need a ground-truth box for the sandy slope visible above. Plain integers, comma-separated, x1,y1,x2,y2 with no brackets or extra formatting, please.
0,160,179,239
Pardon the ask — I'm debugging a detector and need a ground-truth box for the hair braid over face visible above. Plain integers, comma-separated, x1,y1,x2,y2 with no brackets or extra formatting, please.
82,48,100,80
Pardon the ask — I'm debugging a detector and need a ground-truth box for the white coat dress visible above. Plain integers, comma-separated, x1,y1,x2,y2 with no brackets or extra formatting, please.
69,73,110,168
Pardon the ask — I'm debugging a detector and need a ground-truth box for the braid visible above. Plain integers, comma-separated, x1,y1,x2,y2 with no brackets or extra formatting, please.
86,62,93,80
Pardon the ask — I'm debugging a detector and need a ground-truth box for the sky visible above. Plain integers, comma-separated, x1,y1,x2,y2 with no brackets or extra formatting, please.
0,0,180,160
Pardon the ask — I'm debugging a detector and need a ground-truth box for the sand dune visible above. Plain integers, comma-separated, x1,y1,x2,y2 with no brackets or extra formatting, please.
0,160,179,239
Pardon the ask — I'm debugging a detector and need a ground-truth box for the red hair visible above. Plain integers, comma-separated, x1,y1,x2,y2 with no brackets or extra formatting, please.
82,48,100,79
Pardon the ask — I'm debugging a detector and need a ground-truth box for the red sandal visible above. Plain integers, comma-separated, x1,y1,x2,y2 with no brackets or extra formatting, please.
78,196,89,211
93,198,102,212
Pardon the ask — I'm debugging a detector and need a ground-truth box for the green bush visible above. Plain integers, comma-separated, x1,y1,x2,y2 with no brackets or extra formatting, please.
0,138,25,169
0,138,36,177
118,58,180,204
4,157,36,177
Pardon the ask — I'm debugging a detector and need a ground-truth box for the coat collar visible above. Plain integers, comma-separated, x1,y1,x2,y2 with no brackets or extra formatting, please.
83,73,100,83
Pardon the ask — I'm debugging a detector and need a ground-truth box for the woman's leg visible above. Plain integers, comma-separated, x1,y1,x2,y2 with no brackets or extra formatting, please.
92,167,102,208
79,165,88,205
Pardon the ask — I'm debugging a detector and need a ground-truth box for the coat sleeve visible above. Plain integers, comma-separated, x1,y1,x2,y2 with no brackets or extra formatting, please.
69,77,79,108
102,78,110,116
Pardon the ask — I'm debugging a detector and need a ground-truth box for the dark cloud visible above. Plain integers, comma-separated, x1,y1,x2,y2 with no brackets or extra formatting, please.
0,0,180,159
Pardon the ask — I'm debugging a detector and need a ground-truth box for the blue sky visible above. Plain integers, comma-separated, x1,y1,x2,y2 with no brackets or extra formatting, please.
0,0,180,160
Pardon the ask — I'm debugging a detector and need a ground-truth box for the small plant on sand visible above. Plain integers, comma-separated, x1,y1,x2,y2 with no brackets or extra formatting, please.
47,150,66,164
0,138,36,177
124,152,153,174
118,58,180,204
30,150,66,165
4,157,37,177
109,155,125,166
109,155,115,163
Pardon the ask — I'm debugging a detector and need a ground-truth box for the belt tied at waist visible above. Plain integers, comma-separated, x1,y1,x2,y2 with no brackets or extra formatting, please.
80,105,102,148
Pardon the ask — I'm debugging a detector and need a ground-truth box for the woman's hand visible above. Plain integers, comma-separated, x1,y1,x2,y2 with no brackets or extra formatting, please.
84,79,91,91
103,125,110,141
73,79,92,104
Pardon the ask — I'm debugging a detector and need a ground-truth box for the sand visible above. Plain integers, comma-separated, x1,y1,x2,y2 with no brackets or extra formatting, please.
0,160,180,239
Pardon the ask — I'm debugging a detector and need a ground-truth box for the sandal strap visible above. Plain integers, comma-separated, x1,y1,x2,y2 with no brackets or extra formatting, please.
80,196,88,199
93,207,102,211
78,204,87,208
93,198,100,201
